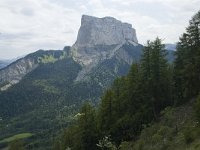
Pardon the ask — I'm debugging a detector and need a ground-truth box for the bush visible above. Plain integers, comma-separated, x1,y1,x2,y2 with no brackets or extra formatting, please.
194,95,200,121
9,140,25,150
183,127,195,144
119,141,133,150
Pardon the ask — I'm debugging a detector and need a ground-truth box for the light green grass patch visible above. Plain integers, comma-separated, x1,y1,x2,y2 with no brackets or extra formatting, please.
0,133,33,144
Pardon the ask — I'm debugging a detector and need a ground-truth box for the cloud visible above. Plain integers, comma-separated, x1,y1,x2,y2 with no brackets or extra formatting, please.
0,0,199,59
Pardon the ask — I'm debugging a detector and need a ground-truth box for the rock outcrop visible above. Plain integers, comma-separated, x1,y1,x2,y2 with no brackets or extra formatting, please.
71,15,139,80
0,50,65,91
74,15,138,48
0,58,38,90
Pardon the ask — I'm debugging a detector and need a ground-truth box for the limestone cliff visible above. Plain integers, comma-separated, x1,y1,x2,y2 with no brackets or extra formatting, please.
0,58,38,91
0,50,64,91
71,15,139,80
74,15,138,47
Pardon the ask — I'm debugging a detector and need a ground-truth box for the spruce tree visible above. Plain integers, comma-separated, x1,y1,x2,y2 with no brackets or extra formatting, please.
174,11,200,102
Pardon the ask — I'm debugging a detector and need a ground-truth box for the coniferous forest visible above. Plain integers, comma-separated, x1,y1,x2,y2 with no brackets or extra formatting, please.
51,11,200,150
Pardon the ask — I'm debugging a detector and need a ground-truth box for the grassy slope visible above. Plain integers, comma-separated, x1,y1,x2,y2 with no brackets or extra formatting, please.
120,100,200,150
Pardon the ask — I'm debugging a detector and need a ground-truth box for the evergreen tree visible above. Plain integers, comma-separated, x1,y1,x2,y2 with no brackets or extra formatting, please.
77,102,98,150
174,11,200,102
98,90,114,134
141,38,170,119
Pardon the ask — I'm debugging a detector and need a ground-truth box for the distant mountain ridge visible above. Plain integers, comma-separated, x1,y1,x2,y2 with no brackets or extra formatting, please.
0,56,24,69
0,50,65,91
165,43,176,51
0,60,13,69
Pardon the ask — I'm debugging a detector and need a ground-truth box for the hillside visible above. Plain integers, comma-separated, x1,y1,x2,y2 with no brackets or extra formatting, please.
122,101,200,150
52,11,200,150
0,44,144,149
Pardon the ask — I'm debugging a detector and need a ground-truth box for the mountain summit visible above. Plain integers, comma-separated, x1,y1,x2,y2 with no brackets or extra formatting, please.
74,15,138,47
71,15,140,80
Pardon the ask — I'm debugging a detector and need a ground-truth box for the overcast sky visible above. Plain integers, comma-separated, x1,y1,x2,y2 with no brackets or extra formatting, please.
0,0,199,59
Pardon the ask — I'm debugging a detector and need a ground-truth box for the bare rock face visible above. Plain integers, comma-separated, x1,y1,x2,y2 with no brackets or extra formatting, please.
0,58,38,91
71,15,139,80
72,15,138,65
74,15,138,47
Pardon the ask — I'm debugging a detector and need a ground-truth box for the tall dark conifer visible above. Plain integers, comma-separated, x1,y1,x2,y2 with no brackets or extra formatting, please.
174,11,200,102
140,38,170,118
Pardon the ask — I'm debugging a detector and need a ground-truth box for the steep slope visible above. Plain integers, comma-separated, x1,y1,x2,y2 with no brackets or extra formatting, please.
0,45,143,149
123,101,200,150
0,57,22,69
0,50,65,91
71,15,139,81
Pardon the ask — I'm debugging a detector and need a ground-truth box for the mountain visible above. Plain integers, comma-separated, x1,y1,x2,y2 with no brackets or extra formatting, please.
0,50,65,91
71,15,139,81
0,15,174,149
0,60,7,69
0,57,23,69
0,60,12,69
165,43,176,51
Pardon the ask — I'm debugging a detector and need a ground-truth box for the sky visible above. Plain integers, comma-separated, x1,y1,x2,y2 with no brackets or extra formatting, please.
0,0,199,59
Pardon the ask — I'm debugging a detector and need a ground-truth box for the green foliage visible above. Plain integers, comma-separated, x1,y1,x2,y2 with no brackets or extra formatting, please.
194,94,200,121
0,133,32,144
141,38,172,117
129,103,200,150
119,141,133,150
77,103,99,150
174,11,200,103
9,140,25,150
53,102,99,150
38,55,58,63
183,126,196,144
97,136,117,150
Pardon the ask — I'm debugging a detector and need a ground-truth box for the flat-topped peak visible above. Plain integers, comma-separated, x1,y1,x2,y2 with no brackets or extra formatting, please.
74,15,138,48
81,15,118,21
81,15,133,29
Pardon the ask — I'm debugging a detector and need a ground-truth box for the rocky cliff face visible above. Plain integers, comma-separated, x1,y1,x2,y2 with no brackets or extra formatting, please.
74,15,138,47
0,50,65,91
0,58,38,91
71,15,139,80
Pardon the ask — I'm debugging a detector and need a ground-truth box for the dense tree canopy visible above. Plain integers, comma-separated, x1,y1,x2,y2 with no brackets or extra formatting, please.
174,11,200,103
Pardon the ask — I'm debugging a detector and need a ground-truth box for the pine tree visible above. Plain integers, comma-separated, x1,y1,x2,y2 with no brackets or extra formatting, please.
140,38,170,119
174,11,200,102
98,90,114,134
77,102,98,150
